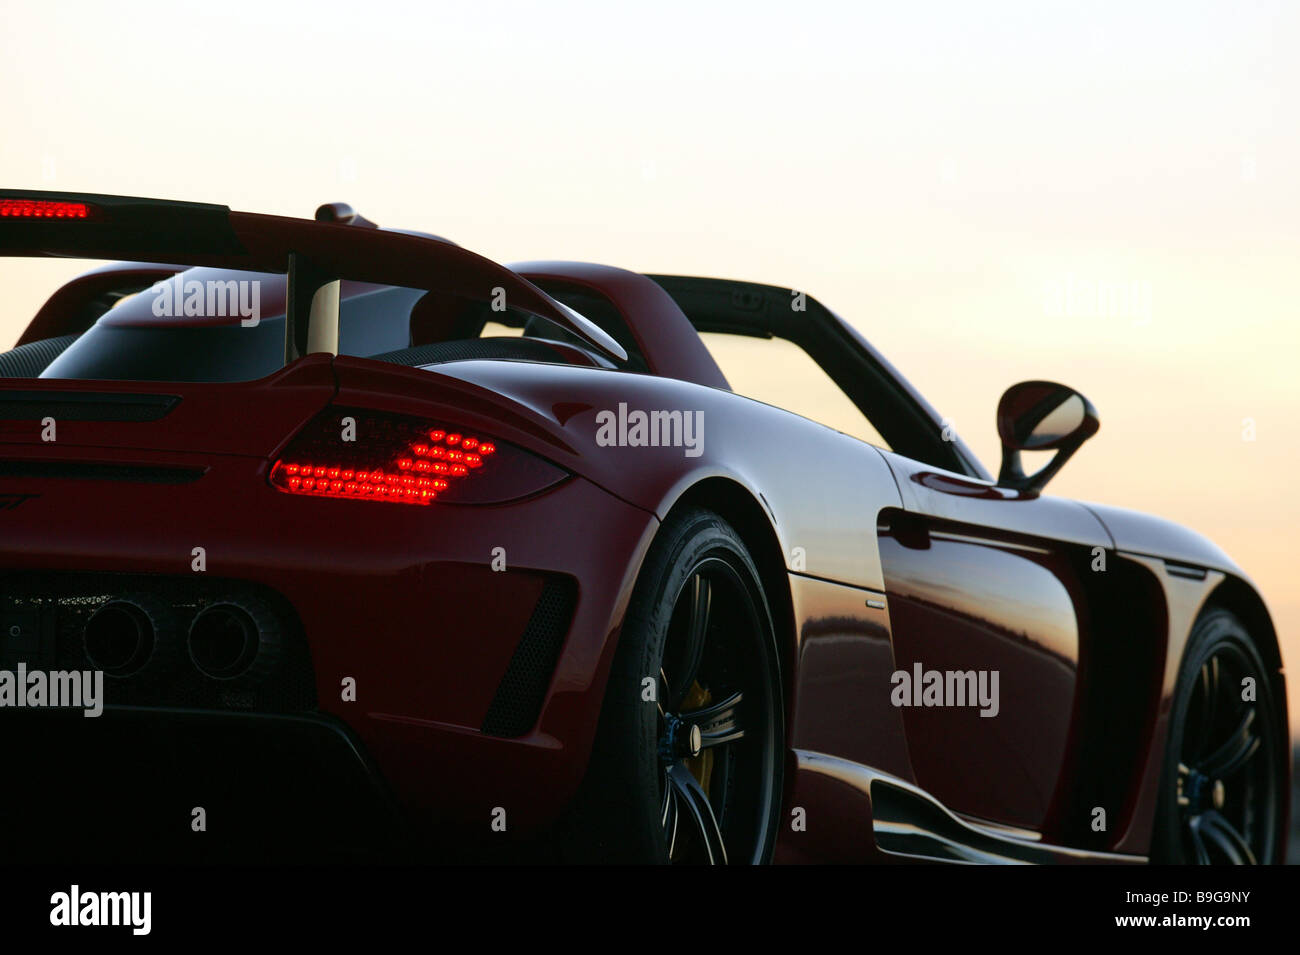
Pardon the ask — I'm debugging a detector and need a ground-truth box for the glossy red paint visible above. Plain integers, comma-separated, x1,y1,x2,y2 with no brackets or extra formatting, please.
0,191,1285,862
878,517,1084,830
0,356,336,455
0,389,659,831
787,574,914,783
425,358,902,590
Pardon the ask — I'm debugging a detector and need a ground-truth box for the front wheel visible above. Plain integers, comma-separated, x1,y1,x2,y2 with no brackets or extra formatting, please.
563,507,785,864
1151,607,1286,864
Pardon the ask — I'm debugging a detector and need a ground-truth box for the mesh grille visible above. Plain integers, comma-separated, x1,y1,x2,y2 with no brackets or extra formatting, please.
0,335,78,378
480,576,576,737
0,572,316,712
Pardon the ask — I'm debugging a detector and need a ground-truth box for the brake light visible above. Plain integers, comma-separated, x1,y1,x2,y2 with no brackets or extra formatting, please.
0,199,95,219
269,408,555,506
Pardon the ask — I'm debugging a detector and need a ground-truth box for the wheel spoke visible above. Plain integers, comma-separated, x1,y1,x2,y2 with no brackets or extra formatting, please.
1187,819,1211,864
1195,810,1257,865
1171,641,1279,865
682,690,744,749
668,762,728,864
671,574,712,708
1195,657,1220,755
661,767,679,858
1199,709,1259,779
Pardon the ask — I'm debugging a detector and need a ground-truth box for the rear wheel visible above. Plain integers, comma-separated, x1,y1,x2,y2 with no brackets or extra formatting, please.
563,507,785,864
1152,608,1285,864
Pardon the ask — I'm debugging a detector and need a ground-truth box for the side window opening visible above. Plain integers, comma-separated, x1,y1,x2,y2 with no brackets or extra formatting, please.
699,332,892,450
525,280,650,374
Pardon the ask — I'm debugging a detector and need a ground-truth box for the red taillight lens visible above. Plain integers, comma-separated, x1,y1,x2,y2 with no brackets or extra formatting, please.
270,408,562,505
0,199,95,219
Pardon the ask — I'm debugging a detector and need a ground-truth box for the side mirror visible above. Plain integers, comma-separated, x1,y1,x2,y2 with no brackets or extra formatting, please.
996,380,1098,494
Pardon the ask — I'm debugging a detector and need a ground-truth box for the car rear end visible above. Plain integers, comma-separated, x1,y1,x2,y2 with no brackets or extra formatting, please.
0,192,656,860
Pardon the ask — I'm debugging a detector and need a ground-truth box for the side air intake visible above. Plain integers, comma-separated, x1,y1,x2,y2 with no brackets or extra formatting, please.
480,577,576,738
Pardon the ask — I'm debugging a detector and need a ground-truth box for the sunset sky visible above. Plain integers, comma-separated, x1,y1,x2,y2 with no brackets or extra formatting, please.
2,1,1297,725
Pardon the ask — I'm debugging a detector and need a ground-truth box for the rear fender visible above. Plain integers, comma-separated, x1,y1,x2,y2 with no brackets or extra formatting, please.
376,357,903,591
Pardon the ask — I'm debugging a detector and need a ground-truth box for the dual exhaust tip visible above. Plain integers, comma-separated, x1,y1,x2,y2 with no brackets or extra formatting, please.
84,595,280,681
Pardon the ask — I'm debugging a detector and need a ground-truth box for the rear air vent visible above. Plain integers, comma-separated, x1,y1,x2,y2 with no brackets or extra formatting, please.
0,461,205,484
0,391,178,421
480,577,576,738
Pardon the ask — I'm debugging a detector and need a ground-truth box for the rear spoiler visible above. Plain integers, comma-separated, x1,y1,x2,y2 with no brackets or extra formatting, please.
0,189,627,363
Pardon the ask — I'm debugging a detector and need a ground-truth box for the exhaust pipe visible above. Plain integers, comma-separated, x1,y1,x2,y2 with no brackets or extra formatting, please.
188,598,281,681
84,597,166,677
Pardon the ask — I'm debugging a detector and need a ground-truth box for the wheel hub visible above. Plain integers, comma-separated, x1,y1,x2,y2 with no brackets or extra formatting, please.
659,713,702,761
1180,766,1225,814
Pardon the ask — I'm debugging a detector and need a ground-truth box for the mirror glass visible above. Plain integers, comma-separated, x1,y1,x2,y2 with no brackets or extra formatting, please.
996,380,1097,491
998,381,1088,450
1026,393,1084,447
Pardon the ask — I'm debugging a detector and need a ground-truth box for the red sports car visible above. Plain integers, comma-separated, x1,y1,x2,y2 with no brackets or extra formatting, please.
0,191,1288,864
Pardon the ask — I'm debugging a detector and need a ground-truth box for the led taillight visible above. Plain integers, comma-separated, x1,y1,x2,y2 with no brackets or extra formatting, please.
270,409,505,505
0,199,94,219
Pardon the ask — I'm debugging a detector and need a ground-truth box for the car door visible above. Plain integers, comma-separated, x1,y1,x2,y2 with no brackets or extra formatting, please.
875,449,1112,833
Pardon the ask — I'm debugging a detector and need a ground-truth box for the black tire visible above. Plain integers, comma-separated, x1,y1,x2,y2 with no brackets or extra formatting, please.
561,506,785,864
1151,607,1285,864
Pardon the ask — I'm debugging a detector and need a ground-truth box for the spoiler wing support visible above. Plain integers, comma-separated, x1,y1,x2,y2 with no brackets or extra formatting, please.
1,189,627,365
